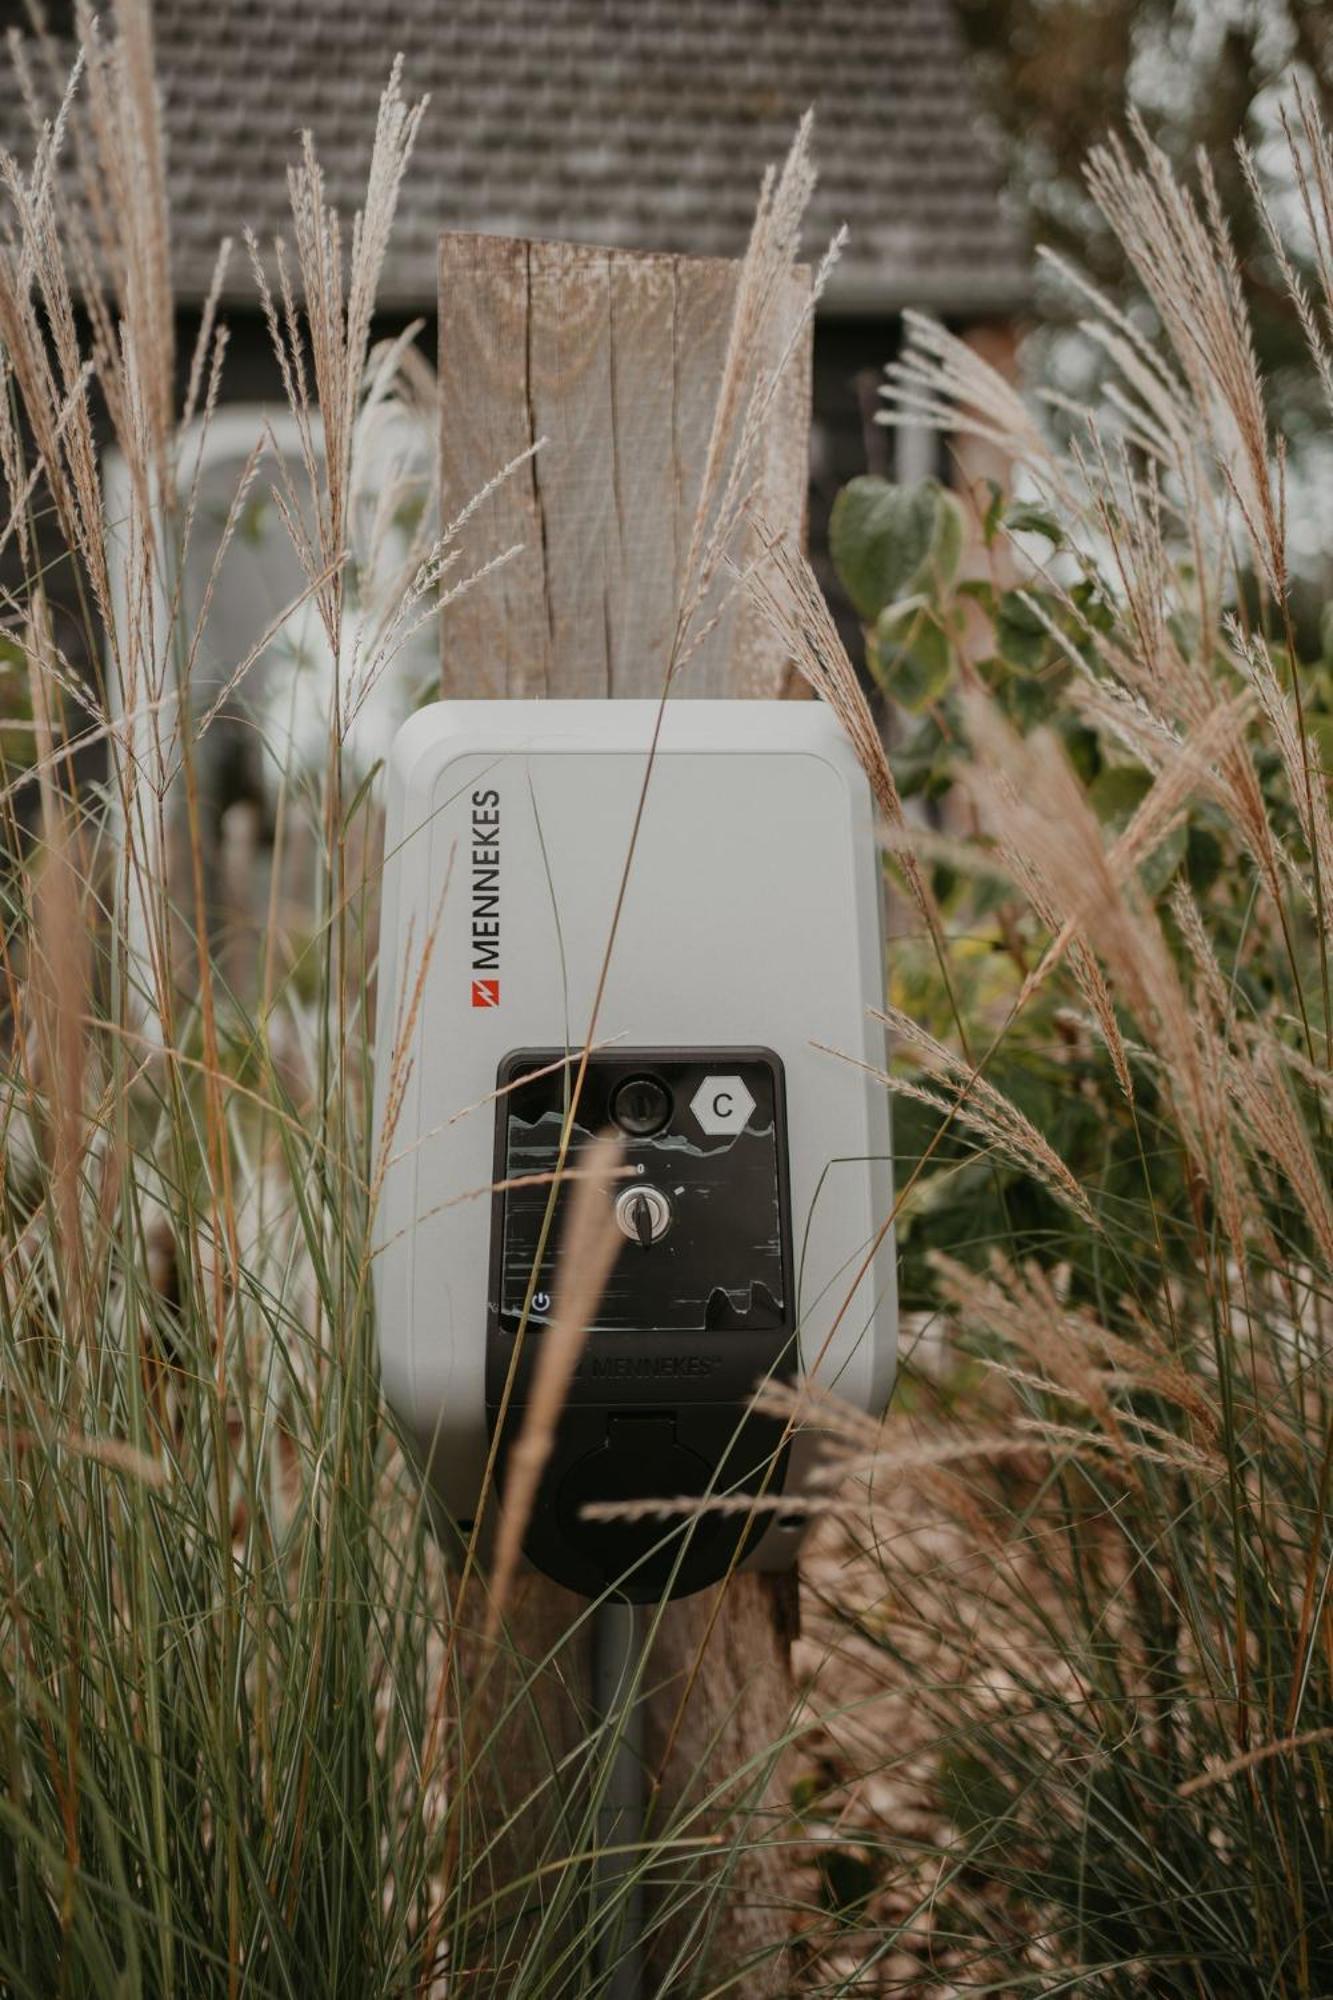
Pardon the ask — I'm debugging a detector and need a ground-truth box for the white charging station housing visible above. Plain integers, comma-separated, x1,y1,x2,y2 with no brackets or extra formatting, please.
373,699,896,1592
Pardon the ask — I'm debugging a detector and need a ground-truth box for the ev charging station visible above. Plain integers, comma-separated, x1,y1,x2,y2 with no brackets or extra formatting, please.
372,699,896,1603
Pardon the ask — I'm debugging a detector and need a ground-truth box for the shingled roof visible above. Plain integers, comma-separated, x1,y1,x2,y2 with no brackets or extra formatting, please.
19,0,1031,317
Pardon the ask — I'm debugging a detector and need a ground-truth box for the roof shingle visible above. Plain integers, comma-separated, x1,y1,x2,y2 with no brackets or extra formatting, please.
15,0,1032,316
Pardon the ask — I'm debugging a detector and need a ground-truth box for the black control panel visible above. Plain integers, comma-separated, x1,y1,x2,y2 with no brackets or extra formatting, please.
486,1048,796,1600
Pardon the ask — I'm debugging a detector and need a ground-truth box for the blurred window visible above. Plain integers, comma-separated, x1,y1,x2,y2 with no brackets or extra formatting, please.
104,403,438,818
0,3,75,35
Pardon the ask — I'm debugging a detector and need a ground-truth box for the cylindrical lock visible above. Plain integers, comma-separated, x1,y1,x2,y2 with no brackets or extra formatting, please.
614,1184,672,1245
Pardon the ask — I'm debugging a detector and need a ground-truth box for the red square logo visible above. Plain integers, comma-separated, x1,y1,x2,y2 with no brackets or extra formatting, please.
471,978,500,1008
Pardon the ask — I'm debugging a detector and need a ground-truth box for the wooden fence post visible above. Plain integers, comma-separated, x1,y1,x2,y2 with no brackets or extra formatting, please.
439,230,812,1994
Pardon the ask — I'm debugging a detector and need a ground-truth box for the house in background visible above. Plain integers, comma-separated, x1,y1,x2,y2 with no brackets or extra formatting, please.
6,0,1029,487
1,0,1028,821
145,0,1031,571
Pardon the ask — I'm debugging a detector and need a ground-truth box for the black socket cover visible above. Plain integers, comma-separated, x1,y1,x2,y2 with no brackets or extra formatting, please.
486,1047,796,1601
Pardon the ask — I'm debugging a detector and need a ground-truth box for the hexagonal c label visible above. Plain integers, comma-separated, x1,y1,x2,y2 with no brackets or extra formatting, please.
690,1075,756,1137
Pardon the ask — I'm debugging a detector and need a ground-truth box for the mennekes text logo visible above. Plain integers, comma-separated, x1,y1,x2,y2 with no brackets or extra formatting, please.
583,1354,721,1380
470,787,500,1006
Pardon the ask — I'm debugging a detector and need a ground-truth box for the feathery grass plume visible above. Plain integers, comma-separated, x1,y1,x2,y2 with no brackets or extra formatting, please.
575,1434,1048,1523
674,112,812,594
987,405,1282,945
959,695,1230,1161
1272,90,1328,450
773,79,1333,1994
1074,675,1277,914
1232,616,1333,940
1167,880,1263,1273
1225,1031,1333,1274
932,1254,1222,1478
880,308,1070,508
246,63,426,742
586,1303,1221,1523
826,1004,1094,1225
1084,113,1284,602
966,705,1173,1012
1044,248,1222,545
741,525,944,948
78,0,174,469
750,1374,889,1453
668,112,845,686
22,655,95,1361
1073,428,1223,728
2,9,286,1050
978,770,1136,1099
0,45,110,624
1248,82,1333,433
247,73,531,794
1074,462,1288,928
1178,1726,1333,1800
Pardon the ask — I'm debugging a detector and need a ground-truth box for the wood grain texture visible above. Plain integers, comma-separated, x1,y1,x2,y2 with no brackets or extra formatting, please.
438,234,550,699
528,241,615,696
439,231,811,703
641,1572,801,1992
439,230,811,1998
738,267,814,697
451,1572,597,1987
669,256,737,697
608,252,677,695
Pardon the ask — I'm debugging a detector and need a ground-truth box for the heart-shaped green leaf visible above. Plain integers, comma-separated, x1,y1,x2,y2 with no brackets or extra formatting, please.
830,476,941,620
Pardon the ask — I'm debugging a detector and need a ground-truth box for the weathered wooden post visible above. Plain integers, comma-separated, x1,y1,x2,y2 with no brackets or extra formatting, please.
439,230,811,1993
